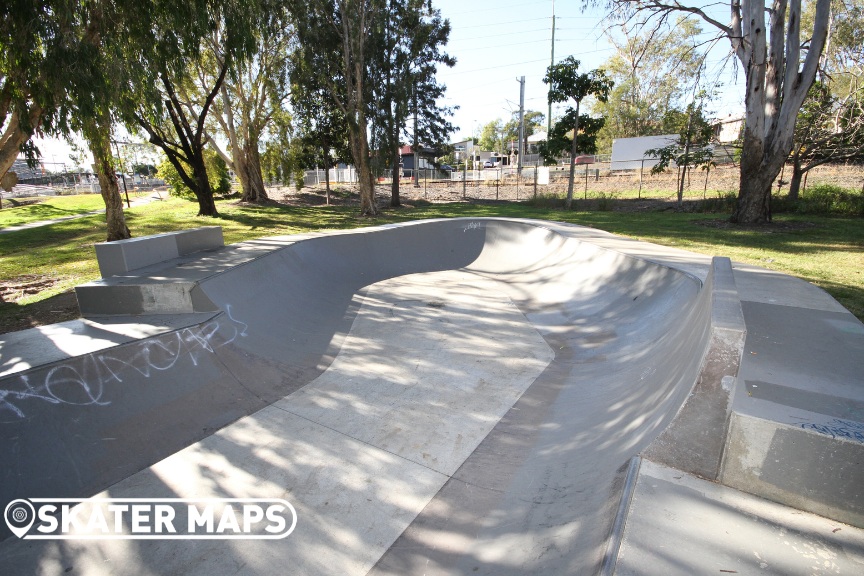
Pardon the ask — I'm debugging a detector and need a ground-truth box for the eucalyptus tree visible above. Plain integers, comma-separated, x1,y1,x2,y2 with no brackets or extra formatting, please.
787,0,864,199
594,16,704,152
506,110,545,155
289,68,351,199
543,56,613,209
0,1,131,239
787,81,864,199
0,1,72,179
368,0,455,206
289,0,386,216
478,111,545,156
600,0,832,223
478,120,508,152
124,1,262,217
201,6,294,203
646,102,715,206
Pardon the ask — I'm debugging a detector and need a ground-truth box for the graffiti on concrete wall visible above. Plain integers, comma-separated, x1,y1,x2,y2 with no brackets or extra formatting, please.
800,418,864,443
0,306,248,421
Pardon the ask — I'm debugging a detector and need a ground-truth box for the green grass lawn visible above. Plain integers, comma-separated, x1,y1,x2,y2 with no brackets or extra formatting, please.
0,194,108,227
1,194,862,325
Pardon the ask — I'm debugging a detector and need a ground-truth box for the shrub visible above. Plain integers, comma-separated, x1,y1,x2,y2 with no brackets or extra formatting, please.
796,184,864,216
595,191,617,211
156,150,231,200
698,190,737,213
524,192,565,209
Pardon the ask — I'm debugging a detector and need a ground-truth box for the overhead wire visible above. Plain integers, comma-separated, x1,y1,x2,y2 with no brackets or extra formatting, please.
448,27,552,42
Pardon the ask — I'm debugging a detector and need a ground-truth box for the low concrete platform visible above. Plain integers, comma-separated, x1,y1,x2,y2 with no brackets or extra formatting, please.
720,292,864,527
93,226,224,278
0,313,218,378
614,459,864,575
0,218,861,575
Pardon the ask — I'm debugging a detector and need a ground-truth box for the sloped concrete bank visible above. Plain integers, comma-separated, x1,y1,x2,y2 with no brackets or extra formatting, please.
3,219,720,573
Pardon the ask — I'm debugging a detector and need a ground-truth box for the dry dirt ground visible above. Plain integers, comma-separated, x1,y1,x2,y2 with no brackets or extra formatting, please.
0,281,80,334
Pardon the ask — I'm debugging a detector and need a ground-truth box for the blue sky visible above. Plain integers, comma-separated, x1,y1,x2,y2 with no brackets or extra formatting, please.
434,0,746,141
34,0,746,167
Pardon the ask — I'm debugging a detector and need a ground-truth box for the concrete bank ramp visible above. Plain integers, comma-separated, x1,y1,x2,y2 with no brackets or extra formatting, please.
0,219,714,574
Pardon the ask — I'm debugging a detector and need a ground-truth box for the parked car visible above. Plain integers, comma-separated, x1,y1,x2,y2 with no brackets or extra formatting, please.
483,160,496,168
439,164,454,171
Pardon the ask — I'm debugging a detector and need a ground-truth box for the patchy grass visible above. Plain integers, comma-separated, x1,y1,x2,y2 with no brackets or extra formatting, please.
0,194,862,330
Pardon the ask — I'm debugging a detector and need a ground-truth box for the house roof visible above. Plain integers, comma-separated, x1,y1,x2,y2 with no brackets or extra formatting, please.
399,145,438,156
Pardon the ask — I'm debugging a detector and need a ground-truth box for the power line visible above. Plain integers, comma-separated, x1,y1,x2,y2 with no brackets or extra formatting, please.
443,0,549,16
448,27,551,42
457,38,554,52
446,57,553,76
452,16,550,30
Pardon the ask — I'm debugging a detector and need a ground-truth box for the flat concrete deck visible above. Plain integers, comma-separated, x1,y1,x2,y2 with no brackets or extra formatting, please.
1,218,861,575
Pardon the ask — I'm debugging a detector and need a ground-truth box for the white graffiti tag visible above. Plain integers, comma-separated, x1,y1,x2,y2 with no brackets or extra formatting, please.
0,311,248,421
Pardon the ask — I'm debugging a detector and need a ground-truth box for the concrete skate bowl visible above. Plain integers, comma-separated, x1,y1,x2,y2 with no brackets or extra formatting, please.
0,218,714,572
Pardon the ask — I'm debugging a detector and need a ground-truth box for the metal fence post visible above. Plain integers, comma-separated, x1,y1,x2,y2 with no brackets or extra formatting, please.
463,163,467,199
533,161,538,199
584,166,588,200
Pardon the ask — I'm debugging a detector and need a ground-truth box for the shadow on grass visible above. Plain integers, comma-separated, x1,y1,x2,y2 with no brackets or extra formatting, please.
0,203,102,228
217,205,362,232
811,278,864,320
549,211,864,258
1,199,861,324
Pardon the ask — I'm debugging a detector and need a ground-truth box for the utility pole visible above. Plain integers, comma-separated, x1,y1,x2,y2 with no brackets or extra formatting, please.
547,0,555,140
517,76,525,176
413,86,420,188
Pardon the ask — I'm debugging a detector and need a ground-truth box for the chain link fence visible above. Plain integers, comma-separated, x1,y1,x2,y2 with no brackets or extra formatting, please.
356,161,864,204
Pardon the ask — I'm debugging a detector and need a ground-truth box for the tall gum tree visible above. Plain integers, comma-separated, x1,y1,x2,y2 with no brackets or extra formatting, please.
594,16,704,151
134,61,229,216
368,0,455,207
204,10,294,203
290,58,351,201
74,2,132,240
291,0,385,216
1,1,130,240
602,0,832,223
0,1,63,179
117,0,262,217
787,0,864,199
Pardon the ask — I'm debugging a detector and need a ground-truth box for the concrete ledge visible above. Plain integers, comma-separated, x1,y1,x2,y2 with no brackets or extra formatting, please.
75,234,295,317
642,257,747,479
76,282,218,316
719,293,864,528
95,226,224,278
720,406,864,529
614,460,864,575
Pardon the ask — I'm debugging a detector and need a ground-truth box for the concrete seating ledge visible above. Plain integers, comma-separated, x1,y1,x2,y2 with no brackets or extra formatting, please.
94,226,224,278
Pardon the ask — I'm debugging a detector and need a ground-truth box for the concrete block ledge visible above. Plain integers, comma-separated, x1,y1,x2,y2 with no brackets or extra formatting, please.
641,256,747,480
94,226,224,278
75,281,218,316
720,405,864,529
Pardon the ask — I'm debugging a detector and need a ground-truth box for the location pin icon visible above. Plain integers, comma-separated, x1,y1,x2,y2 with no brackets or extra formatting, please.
5,499,35,538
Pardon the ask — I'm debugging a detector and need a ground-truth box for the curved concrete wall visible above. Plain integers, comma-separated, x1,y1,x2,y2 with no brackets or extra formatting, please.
0,219,714,559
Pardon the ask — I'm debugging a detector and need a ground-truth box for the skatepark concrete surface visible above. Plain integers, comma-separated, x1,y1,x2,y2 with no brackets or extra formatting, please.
0,218,862,575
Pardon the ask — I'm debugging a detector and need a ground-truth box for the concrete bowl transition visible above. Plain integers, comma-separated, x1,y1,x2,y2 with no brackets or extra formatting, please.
3,218,857,574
